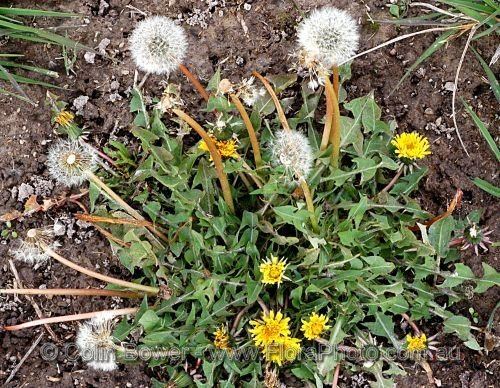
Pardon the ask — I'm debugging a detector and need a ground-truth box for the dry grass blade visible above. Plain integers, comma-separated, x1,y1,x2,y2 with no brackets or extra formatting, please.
409,189,463,230
451,24,478,157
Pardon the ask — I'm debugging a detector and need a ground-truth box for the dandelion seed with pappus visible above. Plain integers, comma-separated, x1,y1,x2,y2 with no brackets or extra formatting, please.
129,16,188,75
76,312,118,371
11,228,55,265
47,139,97,187
270,129,313,180
297,6,359,70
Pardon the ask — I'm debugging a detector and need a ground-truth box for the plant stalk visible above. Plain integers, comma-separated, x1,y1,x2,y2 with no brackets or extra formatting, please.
2,307,138,331
252,71,291,132
85,171,169,243
172,109,235,213
0,288,141,298
378,166,403,195
42,244,159,295
332,66,339,97
179,64,210,101
328,82,342,168
320,75,335,152
230,94,262,168
299,177,319,233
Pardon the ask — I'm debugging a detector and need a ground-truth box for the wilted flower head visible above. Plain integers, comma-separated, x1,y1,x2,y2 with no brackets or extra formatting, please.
297,7,359,69
271,129,313,180
76,312,118,371
262,335,301,366
47,139,97,187
11,228,54,265
236,77,266,107
129,16,188,75
213,325,231,350
461,222,493,256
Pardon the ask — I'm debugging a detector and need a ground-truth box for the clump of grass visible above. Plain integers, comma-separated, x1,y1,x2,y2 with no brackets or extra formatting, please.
0,7,87,102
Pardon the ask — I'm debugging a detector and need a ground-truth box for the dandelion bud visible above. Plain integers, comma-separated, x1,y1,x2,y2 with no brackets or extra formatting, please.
129,16,188,75
47,139,97,187
76,312,118,371
271,129,313,180
11,228,54,265
297,7,359,69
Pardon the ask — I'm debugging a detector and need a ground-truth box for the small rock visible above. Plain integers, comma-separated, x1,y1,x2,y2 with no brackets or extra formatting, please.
97,38,111,55
17,183,34,202
110,80,120,91
424,108,434,115
73,95,89,115
243,3,252,11
444,81,455,92
389,48,397,56
53,221,66,236
84,51,96,64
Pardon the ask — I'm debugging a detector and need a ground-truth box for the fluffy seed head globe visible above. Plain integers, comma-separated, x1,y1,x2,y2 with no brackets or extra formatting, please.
47,139,97,187
129,15,188,75
271,129,313,179
297,7,359,68
76,312,117,372
11,228,54,265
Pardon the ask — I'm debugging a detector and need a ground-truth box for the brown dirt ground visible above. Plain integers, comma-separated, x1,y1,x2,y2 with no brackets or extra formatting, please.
0,0,498,387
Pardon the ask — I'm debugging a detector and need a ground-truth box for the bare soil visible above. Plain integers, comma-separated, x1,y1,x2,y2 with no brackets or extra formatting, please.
0,0,498,387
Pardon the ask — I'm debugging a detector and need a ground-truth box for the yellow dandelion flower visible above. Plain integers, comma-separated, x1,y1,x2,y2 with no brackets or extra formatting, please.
391,132,431,161
213,325,231,350
199,134,239,159
249,310,291,347
260,255,288,286
262,336,301,366
300,312,331,340
55,110,75,127
406,333,427,352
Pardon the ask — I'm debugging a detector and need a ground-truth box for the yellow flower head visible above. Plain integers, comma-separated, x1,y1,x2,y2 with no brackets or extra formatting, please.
406,333,427,352
213,325,231,350
55,110,75,128
262,336,301,366
259,255,288,286
300,312,331,340
249,310,291,347
391,132,431,161
199,134,239,159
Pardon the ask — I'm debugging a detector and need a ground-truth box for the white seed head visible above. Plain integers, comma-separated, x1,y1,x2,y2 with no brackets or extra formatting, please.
271,129,313,179
129,16,188,75
238,77,266,107
11,228,54,265
47,139,97,187
76,312,117,372
297,7,359,68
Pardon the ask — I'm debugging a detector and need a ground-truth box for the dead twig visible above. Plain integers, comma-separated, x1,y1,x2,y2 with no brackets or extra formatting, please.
4,332,44,385
8,260,59,342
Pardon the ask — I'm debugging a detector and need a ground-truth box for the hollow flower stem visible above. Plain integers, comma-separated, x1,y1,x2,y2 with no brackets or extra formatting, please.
179,64,210,101
299,177,319,233
0,288,141,298
378,166,403,195
320,75,335,152
2,307,138,331
85,171,168,243
172,109,235,213
332,66,339,97
230,94,262,168
328,81,341,168
42,244,159,295
252,71,291,132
